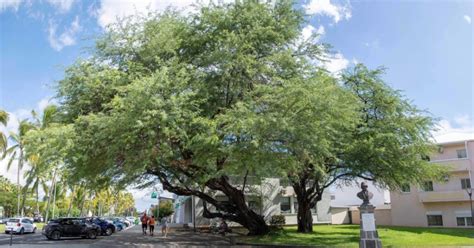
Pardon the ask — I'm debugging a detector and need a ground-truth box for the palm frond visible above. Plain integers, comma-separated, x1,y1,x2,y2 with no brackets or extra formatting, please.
0,110,8,126
6,151,17,171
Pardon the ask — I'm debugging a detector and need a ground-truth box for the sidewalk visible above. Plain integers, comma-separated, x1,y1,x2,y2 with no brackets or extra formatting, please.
0,225,244,248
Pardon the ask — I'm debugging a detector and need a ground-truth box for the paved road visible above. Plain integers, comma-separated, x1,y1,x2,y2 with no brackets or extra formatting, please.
0,225,240,247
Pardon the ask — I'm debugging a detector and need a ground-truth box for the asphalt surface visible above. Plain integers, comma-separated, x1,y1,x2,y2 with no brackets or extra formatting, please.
0,225,242,247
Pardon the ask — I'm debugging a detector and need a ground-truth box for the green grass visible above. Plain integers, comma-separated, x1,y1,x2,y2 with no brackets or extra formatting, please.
0,223,45,233
238,225,474,247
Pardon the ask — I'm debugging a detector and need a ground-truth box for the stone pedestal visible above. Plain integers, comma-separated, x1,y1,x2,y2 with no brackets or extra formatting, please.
359,205,382,248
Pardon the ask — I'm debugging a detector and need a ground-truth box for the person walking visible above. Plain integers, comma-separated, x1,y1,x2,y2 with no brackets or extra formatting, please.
160,216,169,238
148,215,156,236
140,212,148,235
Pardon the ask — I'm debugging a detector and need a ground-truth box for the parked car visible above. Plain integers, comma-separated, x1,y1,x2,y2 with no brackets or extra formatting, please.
119,218,131,227
4,218,37,235
33,216,44,222
88,217,115,236
125,216,135,225
105,218,124,232
0,218,9,224
42,218,100,240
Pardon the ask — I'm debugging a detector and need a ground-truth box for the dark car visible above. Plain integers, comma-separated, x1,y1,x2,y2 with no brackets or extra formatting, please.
89,217,115,236
42,218,100,240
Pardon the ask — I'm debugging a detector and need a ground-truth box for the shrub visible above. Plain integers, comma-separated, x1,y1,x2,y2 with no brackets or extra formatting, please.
153,201,174,219
270,215,285,229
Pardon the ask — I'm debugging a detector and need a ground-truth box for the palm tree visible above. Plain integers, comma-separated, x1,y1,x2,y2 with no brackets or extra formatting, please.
20,106,59,215
0,110,9,154
2,119,35,216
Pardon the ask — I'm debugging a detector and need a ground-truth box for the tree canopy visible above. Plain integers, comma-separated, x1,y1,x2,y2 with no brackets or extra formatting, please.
44,0,443,235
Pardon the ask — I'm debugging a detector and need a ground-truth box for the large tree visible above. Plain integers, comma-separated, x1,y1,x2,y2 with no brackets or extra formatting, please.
53,1,327,235
247,64,444,233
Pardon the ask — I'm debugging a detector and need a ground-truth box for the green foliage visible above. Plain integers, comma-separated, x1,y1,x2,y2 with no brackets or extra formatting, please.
37,0,442,233
340,64,445,189
0,176,17,217
154,201,174,219
269,215,286,228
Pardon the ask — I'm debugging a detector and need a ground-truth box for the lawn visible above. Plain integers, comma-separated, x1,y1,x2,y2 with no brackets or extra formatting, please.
0,223,45,233
237,225,474,247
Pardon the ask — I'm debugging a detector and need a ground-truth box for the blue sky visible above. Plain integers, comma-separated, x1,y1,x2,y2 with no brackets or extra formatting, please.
0,0,473,210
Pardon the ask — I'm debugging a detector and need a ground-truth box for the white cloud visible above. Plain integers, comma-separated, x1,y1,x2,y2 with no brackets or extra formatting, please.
95,0,235,28
96,0,193,28
432,114,474,143
305,0,351,23
0,0,23,12
37,97,57,112
320,52,349,74
300,24,325,44
464,15,471,24
48,15,81,51
46,0,75,13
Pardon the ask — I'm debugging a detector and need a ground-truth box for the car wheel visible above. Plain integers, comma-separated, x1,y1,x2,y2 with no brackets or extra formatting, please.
51,230,61,240
105,227,113,236
33,228,36,234
19,228,24,235
88,230,97,239
4,231,8,234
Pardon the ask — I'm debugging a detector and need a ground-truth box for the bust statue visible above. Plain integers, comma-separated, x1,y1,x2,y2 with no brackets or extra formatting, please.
357,182,374,206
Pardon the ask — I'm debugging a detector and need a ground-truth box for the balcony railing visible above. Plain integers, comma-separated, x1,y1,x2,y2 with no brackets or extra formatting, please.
431,159,471,172
419,190,471,203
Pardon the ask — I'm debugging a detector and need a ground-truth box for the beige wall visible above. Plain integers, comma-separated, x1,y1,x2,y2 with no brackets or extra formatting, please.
390,140,474,228
331,208,351,224
350,206,392,226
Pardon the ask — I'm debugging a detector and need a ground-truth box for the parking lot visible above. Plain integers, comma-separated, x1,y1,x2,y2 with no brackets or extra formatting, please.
0,225,236,247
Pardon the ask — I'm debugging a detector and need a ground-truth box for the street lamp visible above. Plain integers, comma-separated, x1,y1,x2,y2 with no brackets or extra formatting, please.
466,187,473,226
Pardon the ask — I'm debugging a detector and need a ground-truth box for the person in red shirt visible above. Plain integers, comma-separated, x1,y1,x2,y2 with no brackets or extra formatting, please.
140,212,149,235
148,215,156,236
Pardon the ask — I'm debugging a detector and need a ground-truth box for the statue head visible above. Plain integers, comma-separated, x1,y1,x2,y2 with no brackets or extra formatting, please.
361,182,368,191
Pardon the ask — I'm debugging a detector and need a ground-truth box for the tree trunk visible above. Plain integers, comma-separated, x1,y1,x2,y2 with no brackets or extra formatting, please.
67,186,75,217
291,174,322,233
296,197,313,233
162,175,270,235
17,149,23,216
44,168,57,223
19,186,28,216
52,180,57,219
36,185,39,214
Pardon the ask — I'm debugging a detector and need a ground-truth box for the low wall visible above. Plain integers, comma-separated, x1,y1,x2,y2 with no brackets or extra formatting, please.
331,208,351,224
350,205,392,226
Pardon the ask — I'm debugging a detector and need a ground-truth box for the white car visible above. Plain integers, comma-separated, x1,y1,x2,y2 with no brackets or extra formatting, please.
125,216,135,224
5,218,37,235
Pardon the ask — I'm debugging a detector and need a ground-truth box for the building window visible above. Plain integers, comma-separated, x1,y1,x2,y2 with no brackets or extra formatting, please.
293,200,298,214
280,197,291,214
401,184,411,193
422,181,434,192
456,217,473,226
456,149,467,159
427,215,443,226
461,178,471,189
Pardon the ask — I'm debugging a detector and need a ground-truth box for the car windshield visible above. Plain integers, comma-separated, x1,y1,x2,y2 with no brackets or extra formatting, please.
8,219,19,223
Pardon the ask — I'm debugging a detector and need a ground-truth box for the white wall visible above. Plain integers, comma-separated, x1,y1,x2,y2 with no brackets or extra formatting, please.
330,180,390,206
